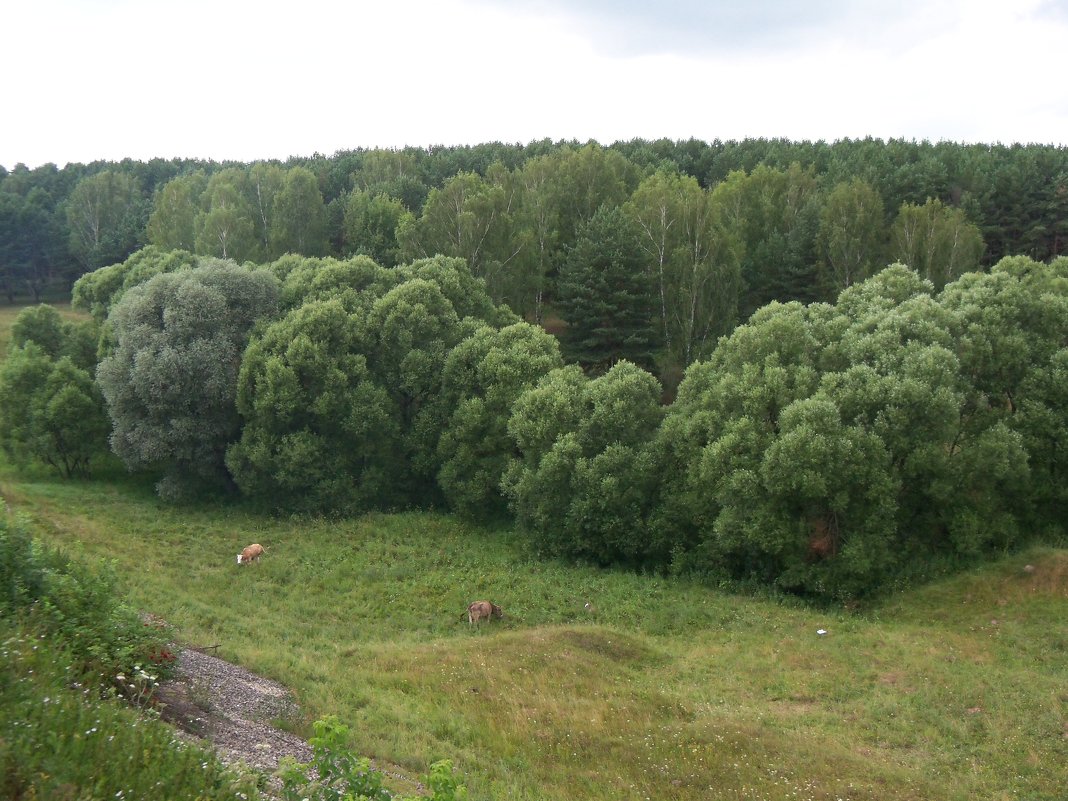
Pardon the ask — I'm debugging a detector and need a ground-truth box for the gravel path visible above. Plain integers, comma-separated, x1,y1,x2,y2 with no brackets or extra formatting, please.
157,647,313,774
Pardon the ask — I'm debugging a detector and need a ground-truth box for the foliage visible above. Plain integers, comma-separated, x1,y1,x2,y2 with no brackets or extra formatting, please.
270,166,329,256
0,343,110,477
0,188,66,303
817,177,886,292
0,502,254,799
655,260,1062,598
8,301,98,369
890,198,984,289
226,298,403,513
97,260,279,500
65,169,148,271
556,205,659,372
278,715,393,801
937,255,1068,529
195,169,258,261
278,715,467,801
504,361,665,562
435,321,564,518
0,502,175,683
146,171,207,252
343,189,407,265
624,169,742,368
0,623,260,801
713,162,823,316
71,244,199,324
230,255,513,512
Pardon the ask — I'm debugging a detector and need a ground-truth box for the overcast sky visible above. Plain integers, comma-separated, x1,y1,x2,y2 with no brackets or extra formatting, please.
3,0,1067,170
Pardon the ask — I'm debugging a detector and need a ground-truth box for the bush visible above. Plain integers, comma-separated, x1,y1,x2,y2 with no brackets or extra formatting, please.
277,715,467,801
0,502,175,684
0,620,260,801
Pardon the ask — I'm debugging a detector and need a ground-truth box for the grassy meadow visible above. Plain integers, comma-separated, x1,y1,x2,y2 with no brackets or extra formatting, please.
1,470,1065,801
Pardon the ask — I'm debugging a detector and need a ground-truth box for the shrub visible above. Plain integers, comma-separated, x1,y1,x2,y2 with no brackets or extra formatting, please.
0,502,175,684
277,715,467,801
0,620,260,801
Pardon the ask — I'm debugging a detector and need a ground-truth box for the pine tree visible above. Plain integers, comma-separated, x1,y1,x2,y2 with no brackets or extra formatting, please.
556,206,658,373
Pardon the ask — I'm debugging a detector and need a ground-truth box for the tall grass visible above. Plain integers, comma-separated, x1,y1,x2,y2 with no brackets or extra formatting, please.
0,623,263,801
2,472,1066,801
0,498,263,801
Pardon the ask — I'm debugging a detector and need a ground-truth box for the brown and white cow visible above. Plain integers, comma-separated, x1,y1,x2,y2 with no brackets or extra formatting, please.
237,543,266,565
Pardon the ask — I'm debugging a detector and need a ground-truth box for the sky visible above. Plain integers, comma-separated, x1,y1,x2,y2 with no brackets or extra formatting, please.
3,0,1068,170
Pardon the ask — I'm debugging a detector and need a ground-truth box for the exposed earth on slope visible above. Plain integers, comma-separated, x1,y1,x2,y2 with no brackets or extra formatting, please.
150,634,425,796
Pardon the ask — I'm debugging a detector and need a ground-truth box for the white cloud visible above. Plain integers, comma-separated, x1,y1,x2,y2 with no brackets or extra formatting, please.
2,0,1066,169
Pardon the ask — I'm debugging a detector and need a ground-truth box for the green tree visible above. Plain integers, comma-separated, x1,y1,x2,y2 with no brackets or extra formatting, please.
231,255,512,512
625,170,742,368
398,167,528,308
351,148,428,210
714,163,822,317
434,322,563,518
71,246,198,325
0,189,62,302
512,154,563,321
938,255,1068,530
342,189,406,266
96,260,279,500
503,361,664,562
817,177,886,292
0,344,109,478
146,172,207,252
195,170,256,261
226,299,403,513
655,264,1043,598
65,170,146,271
270,167,328,256
890,198,984,289
556,205,658,372
249,162,285,258
8,303,97,370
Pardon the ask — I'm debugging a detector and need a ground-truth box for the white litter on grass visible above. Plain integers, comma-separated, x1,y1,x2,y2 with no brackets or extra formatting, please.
236,554,242,564
816,629,828,636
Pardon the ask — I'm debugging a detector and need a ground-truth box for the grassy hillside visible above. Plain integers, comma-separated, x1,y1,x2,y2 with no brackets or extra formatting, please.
1,472,1065,801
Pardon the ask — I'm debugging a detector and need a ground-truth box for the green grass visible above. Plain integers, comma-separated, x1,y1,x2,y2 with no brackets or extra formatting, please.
1,472,1065,801
0,617,263,801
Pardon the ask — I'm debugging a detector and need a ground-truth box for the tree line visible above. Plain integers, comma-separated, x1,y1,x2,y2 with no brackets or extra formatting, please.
2,138,1066,324
1,245,1065,599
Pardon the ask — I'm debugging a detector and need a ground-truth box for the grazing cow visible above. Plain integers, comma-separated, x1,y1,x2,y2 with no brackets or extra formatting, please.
237,543,266,565
467,600,503,625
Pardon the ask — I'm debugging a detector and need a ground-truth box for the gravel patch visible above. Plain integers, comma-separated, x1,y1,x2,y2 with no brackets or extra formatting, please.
154,644,424,795
162,647,313,773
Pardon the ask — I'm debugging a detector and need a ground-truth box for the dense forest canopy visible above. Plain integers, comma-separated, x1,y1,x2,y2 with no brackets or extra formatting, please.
2,137,1066,312
2,136,1067,600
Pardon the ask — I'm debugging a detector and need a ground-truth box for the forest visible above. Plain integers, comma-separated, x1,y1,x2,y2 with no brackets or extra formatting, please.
1,137,1067,599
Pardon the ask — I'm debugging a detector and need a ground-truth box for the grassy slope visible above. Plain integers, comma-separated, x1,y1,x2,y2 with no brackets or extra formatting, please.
1,474,1065,801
